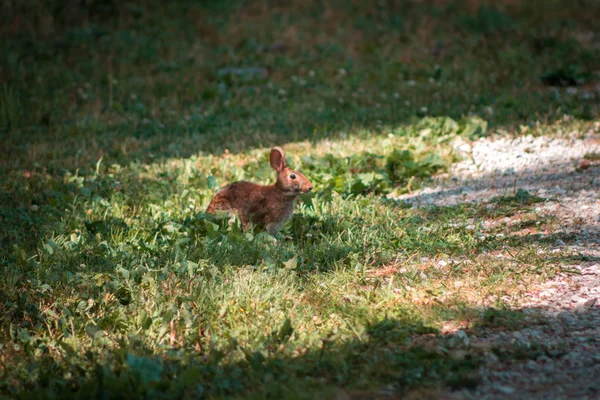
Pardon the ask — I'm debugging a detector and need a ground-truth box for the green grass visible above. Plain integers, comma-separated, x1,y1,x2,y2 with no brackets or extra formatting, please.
1,0,599,398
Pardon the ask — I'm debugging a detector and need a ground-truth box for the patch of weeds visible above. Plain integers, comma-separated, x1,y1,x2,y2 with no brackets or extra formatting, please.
569,253,600,262
492,189,546,207
366,317,438,345
584,152,600,161
445,372,480,391
498,231,575,249
0,85,24,132
456,5,514,35
492,342,568,363
540,64,588,87
477,307,532,330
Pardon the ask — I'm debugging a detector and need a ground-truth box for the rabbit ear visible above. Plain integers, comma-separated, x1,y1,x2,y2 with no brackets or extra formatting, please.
270,146,287,171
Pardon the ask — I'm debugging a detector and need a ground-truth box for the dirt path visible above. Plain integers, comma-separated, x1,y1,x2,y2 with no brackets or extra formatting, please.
398,124,600,399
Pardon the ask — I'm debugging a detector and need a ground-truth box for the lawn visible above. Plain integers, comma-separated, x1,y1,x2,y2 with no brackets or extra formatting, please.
1,0,599,398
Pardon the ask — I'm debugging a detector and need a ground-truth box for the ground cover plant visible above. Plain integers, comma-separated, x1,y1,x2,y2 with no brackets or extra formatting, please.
1,0,599,398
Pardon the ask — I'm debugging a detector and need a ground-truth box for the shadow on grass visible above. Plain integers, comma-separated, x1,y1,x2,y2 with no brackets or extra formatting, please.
3,305,599,399
2,0,598,169
0,315,476,398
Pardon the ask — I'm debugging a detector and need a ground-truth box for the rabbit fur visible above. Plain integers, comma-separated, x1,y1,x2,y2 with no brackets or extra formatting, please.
206,146,313,236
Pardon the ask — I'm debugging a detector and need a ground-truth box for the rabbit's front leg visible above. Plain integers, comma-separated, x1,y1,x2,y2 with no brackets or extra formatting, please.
235,209,254,230
265,222,282,236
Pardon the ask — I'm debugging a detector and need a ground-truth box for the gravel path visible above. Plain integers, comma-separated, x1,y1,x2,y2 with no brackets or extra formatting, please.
397,124,600,399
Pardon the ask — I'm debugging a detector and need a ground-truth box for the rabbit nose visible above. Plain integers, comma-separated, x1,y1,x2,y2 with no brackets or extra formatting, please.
307,185,313,192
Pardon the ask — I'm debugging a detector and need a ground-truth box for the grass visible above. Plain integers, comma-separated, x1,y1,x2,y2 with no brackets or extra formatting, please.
1,0,599,398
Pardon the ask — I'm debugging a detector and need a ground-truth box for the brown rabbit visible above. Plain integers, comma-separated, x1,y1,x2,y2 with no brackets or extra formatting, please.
206,146,313,236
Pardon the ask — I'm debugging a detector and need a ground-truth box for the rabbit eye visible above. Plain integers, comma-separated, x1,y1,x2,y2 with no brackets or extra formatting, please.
289,173,297,180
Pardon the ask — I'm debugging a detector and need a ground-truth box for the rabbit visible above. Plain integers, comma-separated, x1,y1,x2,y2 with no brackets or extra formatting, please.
206,146,313,236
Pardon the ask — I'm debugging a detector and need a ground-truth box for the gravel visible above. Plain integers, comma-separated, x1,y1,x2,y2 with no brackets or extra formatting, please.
395,126,600,399
397,132,600,241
